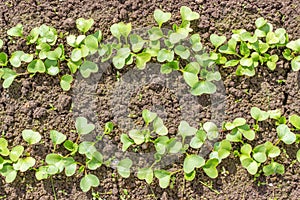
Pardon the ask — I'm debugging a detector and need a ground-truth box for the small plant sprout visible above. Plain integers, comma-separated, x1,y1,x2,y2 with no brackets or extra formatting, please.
154,9,171,28
76,18,94,34
60,74,73,91
80,174,100,192
117,158,133,178
276,124,296,145
7,24,23,37
50,130,67,151
225,117,255,142
22,130,42,145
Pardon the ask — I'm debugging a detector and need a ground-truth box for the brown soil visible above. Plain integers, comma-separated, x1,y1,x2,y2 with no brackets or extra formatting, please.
0,0,299,199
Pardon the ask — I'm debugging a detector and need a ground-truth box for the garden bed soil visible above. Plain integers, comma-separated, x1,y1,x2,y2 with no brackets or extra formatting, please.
0,0,299,199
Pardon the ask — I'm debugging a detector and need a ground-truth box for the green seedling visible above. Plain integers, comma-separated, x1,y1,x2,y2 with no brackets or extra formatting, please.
276,124,296,145
22,130,41,145
154,9,171,28
289,114,300,130
110,22,132,43
137,167,154,184
263,161,284,176
117,158,132,178
225,117,255,142
60,74,73,91
76,18,94,34
80,173,100,192
154,170,171,188
50,130,67,151
7,24,23,37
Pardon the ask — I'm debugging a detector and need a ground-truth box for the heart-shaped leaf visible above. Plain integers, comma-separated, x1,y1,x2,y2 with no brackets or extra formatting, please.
80,61,98,78
291,56,300,71
263,161,284,176
202,158,219,178
50,130,66,146
60,74,73,91
117,158,132,178
203,122,219,140
277,124,296,144
13,157,36,172
289,114,300,130
154,9,171,27
22,130,41,145
157,49,174,62
9,145,24,162
183,154,205,173
0,165,17,183
76,117,95,135
286,38,300,52
7,24,23,37
180,6,199,21
137,167,153,184
136,52,151,70
251,107,269,121
76,18,94,34
154,170,171,188
27,59,45,73
210,34,226,49
120,134,134,151
178,121,197,138
191,81,217,96
80,174,100,192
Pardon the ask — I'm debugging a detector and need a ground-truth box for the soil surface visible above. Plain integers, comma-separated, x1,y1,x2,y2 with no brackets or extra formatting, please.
0,0,300,199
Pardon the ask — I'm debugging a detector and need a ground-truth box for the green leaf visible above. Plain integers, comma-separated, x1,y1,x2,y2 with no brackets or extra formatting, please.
286,38,300,52
191,81,217,96
251,107,269,121
50,130,66,146
45,153,64,173
7,24,23,37
219,38,237,55
178,121,197,138
157,49,174,62
190,130,206,149
167,139,182,154
64,157,77,176
255,17,267,28
0,52,8,66
13,157,35,172
76,117,95,135
136,52,151,69
0,39,3,49
190,34,202,51
154,136,169,154
45,59,59,76
137,167,153,184
78,142,97,159
226,129,242,143
160,61,179,74
224,59,240,68
129,129,145,145
215,140,232,159
297,149,300,162
277,124,296,144
148,27,164,41
263,161,284,176
183,154,205,174
253,144,267,163
60,74,73,91
9,145,24,162
225,118,246,130
266,32,279,44
174,45,190,59
22,130,41,145
71,48,82,62
120,134,134,151
87,151,103,170
180,6,200,21
203,122,219,140
46,47,62,60
63,140,78,155
112,47,131,69
76,18,94,34
210,34,226,49
268,109,282,120
240,41,250,57
110,22,132,41
154,9,171,27
142,109,157,124
203,158,219,178
241,158,259,175
84,35,98,54
283,49,293,61
80,60,98,78
27,59,45,73
238,125,255,141
291,56,300,71
0,165,17,183
9,51,24,67
129,34,145,53
117,158,132,178
183,72,198,88
169,28,189,44
183,170,195,182
153,117,168,136
154,170,171,188
289,114,300,129
240,57,253,67
264,141,280,158
80,174,100,192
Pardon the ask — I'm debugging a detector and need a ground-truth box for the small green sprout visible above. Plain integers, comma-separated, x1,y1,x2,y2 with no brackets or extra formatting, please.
76,18,94,34
7,24,23,37
154,9,171,28
80,174,100,192
22,130,41,145
117,158,132,178
60,74,73,91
